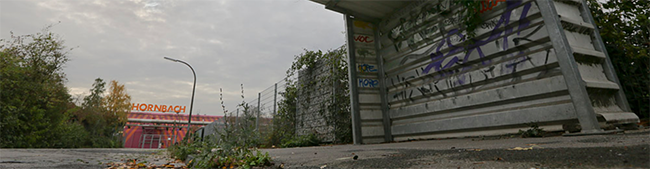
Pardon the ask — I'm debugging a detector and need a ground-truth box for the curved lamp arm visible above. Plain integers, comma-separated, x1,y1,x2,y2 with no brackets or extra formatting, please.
164,57,196,141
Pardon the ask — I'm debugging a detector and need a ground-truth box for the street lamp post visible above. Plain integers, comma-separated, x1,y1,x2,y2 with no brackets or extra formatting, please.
164,57,196,141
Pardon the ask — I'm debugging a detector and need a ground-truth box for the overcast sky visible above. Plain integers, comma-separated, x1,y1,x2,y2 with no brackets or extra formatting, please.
0,0,345,116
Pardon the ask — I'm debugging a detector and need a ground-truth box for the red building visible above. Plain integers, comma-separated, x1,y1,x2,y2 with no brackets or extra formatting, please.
123,112,221,148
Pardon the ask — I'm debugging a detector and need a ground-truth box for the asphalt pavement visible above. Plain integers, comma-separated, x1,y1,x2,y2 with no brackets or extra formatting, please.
0,148,177,169
262,129,650,169
0,129,648,169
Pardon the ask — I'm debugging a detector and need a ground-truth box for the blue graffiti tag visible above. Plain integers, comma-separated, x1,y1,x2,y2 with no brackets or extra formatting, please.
389,0,541,101
358,79,379,88
422,0,532,77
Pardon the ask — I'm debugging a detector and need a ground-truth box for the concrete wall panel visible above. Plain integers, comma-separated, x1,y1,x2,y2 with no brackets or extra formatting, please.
333,0,636,144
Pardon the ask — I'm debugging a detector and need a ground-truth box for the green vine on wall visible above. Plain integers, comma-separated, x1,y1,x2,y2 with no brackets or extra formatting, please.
457,1,483,40
275,46,351,144
318,46,351,143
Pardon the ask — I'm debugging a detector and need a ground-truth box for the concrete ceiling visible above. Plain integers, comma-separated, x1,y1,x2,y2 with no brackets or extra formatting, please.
310,0,415,23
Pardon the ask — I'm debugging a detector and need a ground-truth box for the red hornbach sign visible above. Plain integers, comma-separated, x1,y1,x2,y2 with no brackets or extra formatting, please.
131,103,186,113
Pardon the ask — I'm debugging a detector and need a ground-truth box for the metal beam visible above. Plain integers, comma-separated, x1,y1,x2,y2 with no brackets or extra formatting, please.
126,124,191,128
127,118,213,125
536,0,602,133
345,14,363,144
326,2,381,23
374,24,392,143
578,0,631,112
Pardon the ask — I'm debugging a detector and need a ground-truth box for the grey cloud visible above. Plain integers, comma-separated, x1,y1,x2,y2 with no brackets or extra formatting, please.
1,0,344,116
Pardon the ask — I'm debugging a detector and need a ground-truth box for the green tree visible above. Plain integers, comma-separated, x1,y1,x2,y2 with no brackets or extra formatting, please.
87,78,112,146
588,0,649,119
0,26,131,148
0,26,74,148
72,78,130,147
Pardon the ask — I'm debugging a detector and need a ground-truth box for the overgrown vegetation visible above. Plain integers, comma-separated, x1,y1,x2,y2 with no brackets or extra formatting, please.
280,133,320,148
271,47,351,144
0,25,132,148
71,78,132,147
264,83,297,147
456,0,483,39
167,85,273,168
588,0,649,119
518,123,545,138
166,47,352,167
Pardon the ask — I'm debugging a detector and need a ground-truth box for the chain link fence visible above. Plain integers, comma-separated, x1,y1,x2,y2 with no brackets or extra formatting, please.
200,47,349,145
243,75,297,138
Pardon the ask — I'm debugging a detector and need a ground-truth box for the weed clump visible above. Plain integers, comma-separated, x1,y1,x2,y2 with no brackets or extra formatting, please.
281,133,320,148
518,123,545,138
167,85,273,168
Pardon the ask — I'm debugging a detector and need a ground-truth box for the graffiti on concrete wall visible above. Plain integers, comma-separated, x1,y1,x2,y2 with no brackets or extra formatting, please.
355,35,375,43
358,63,378,73
355,48,376,58
382,0,554,103
480,0,507,13
359,78,379,88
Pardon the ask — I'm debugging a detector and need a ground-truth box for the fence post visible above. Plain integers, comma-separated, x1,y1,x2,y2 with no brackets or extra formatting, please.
332,51,338,141
273,83,278,117
257,92,261,131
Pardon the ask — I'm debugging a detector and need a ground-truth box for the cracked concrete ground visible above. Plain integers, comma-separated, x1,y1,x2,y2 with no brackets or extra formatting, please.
0,148,182,169
262,129,650,169
1,129,648,169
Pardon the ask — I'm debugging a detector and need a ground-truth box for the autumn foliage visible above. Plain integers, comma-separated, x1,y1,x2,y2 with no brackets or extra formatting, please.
0,26,131,148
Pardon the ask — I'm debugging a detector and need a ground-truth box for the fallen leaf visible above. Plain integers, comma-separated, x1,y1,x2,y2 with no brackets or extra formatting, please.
508,147,533,151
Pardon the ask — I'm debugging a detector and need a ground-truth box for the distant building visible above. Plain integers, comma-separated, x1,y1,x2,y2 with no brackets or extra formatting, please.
123,112,221,148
